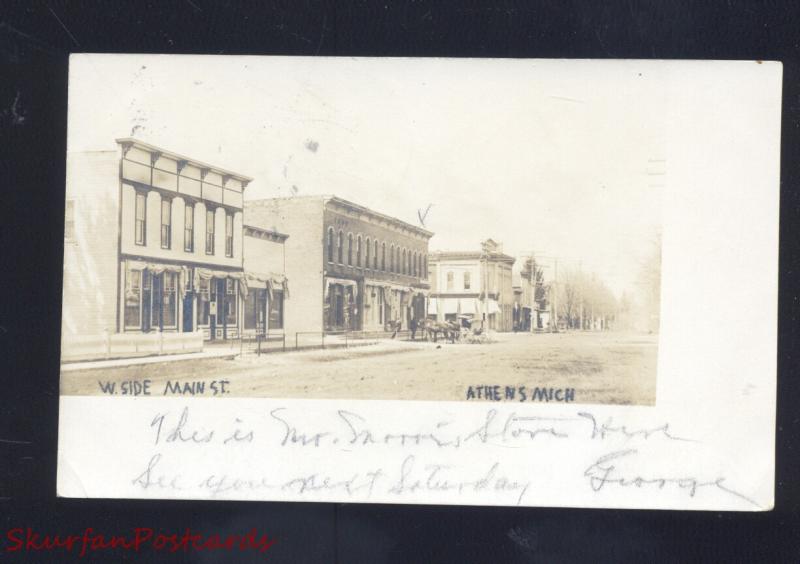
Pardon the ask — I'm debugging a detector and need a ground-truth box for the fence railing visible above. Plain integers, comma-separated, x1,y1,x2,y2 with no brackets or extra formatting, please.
239,333,286,356
239,328,418,356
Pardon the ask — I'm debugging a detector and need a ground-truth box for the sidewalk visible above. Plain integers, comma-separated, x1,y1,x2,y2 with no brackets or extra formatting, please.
60,348,240,373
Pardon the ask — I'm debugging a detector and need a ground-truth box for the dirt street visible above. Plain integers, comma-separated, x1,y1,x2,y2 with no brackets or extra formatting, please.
61,331,657,406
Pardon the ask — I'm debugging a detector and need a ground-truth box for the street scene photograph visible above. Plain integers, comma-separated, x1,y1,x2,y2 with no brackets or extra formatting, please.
60,56,663,405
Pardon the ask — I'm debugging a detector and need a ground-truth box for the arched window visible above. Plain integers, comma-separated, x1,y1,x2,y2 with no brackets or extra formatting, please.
356,235,362,267
402,249,407,275
390,245,395,272
347,233,353,266
327,227,334,263
374,240,379,270
337,230,344,264
413,252,417,276
365,237,371,269
381,243,386,271
423,254,427,278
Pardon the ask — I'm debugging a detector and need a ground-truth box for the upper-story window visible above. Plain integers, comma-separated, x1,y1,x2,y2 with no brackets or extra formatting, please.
374,240,379,269
402,249,407,275
381,242,386,271
356,235,362,267
160,198,172,249
205,208,215,255
347,233,353,266
390,245,395,272
412,252,417,277
464,271,471,290
423,254,428,278
135,192,146,246
65,200,75,241
337,230,344,264
365,237,371,269
327,227,334,262
225,212,234,257
184,203,194,252
447,271,454,290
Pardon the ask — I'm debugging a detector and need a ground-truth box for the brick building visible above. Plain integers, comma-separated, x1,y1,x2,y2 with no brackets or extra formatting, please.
244,196,433,337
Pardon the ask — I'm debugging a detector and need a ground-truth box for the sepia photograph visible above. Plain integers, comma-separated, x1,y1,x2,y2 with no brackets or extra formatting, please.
58,56,663,406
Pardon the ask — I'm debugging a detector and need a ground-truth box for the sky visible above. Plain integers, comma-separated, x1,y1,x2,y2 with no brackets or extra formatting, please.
68,55,665,297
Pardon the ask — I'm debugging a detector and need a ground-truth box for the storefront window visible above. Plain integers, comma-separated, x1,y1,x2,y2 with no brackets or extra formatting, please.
244,290,258,330
124,269,141,328
225,278,237,325
162,272,177,328
198,277,210,325
269,290,284,329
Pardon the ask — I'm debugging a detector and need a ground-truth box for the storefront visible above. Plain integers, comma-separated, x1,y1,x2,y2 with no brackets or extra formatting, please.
324,277,359,332
123,260,188,334
242,272,288,337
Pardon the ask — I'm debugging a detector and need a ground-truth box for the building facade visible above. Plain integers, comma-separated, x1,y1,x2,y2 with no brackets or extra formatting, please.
241,224,289,339
62,138,285,361
245,196,433,337
428,239,516,331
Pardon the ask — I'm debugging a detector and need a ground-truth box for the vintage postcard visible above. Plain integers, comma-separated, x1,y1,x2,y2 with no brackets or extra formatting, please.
58,55,780,510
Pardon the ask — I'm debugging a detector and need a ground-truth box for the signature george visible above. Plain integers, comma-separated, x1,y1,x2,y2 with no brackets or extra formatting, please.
583,449,761,509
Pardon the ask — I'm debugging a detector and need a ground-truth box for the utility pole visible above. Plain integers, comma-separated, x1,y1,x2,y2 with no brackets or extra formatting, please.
552,258,558,333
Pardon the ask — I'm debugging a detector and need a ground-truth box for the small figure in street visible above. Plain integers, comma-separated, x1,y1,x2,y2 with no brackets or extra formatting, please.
391,319,402,339
410,317,418,341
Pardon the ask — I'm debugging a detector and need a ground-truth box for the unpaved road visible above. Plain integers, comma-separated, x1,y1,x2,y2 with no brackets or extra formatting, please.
61,331,657,405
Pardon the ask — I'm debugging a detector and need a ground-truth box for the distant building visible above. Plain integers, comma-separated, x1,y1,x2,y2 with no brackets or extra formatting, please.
61,138,285,361
245,196,433,336
428,239,515,331
513,256,550,331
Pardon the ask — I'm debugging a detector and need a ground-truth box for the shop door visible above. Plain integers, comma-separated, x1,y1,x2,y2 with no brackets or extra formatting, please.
151,273,164,331
209,278,217,340
182,293,194,333
141,269,152,333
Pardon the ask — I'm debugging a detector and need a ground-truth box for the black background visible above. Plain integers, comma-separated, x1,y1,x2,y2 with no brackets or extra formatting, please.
1,1,799,562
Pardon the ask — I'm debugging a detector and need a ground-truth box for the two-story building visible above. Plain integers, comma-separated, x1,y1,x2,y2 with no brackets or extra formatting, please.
62,138,259,361
428,239,515,331
244,196,433,337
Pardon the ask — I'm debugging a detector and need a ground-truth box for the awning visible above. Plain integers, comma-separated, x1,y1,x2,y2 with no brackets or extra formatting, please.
442,298,459,314
126,260,190,299
462,298,479,315
194,267,247,297
325,277,359,299
245,271,290,299
488,299,502,314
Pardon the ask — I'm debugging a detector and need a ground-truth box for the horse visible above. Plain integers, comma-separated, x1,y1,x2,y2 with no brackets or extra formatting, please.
419,319,459,344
